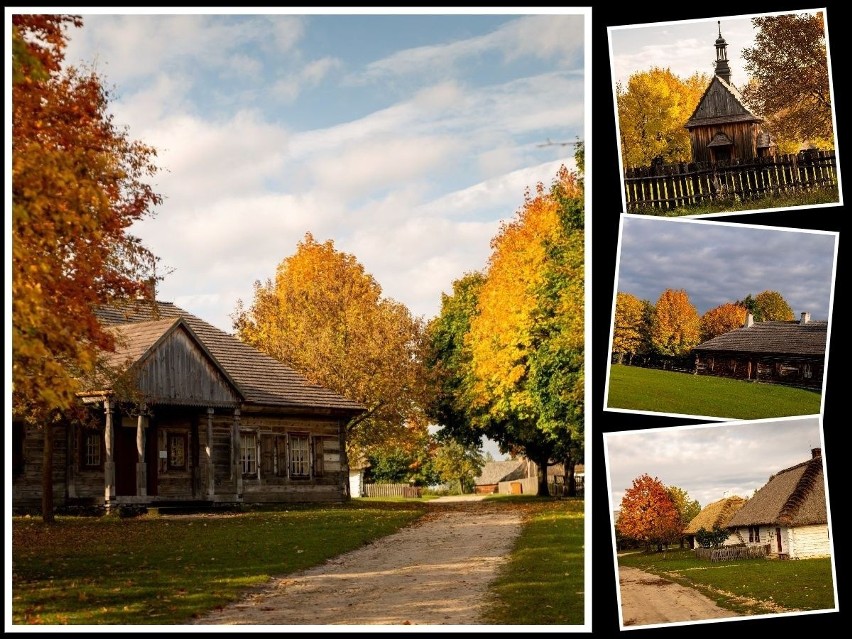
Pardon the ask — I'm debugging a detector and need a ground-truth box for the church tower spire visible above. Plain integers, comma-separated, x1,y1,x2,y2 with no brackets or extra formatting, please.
714,21,732,84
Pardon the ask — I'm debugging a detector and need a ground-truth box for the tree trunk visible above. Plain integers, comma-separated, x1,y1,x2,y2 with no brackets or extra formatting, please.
566,456,577,497
535,457,550,496
41,423,55,523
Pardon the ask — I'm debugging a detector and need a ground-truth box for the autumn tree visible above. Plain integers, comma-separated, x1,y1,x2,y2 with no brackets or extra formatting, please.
700,302,748,341
424,272,488,449
466,162,584,495
12,15,162,522
233,233,429,468
741,12,834,149
649,289,701,357
612,292,652,364
616,474,683,552
753,290,795,321
616,67,709,168
667,485,702,548
432,439,485,494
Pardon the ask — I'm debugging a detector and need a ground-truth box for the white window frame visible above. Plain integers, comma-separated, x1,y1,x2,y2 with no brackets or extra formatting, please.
241,431,257,476
289,433,311,478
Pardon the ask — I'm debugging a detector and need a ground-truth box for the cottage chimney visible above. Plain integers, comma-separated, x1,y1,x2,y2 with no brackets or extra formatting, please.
136,276,157,301
812,447,821,459
800,312,810,324
714,22,732,84
744,312,754,327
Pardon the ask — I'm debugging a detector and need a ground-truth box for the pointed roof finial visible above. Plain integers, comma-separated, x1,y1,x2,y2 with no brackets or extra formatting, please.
718,20,722,38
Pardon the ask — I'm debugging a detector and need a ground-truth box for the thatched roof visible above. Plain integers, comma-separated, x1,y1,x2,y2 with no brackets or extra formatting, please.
475,459,527,485
728,451,826,528
89,300,366,414
684,496,747,535
693,319,827,357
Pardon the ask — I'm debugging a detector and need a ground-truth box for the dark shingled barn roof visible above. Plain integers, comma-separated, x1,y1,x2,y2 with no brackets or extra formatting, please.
684,495,747,535
727,450,826,528
693,319,827,356
91,300,365,414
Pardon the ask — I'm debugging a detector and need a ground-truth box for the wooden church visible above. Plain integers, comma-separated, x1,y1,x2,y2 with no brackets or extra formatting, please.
684,22,776,164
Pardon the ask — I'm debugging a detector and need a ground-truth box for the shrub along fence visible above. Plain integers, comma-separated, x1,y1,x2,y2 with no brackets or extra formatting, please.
364,483,422,498
694,544,771,562
624,150,837,212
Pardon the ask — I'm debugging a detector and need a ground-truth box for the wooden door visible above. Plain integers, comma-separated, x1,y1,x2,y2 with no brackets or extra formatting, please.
776,527,783,553
114,424,137,496
146,422,159,496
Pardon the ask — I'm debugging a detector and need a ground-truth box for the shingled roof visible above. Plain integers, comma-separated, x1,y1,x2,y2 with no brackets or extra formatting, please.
684,495,747,535
475,459,528,486
91,300,366,414
693,319,828,356
727,450,827,528
685,75,762,129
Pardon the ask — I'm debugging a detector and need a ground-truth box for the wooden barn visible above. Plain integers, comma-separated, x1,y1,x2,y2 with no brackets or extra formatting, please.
11,300,366,513
473,459,529,495
692,312,827,388
684,23,776,164
683,495,747,549
726,448,830,559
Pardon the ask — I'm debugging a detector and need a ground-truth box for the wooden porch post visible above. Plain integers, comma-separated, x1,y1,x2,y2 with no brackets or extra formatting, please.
136,409,148,497
207,407,215,498
104,399,116,508
233,408,243,498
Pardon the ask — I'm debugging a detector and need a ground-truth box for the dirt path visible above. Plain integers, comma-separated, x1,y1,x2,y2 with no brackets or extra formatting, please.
618,565,742,627
192,498,522,626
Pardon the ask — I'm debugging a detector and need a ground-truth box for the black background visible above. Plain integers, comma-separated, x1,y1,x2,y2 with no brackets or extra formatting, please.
591,1,845,634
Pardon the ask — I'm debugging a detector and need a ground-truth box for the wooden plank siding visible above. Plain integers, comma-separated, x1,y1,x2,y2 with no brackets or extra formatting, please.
133,329,239,407
688,121,759,165
624,151,837,212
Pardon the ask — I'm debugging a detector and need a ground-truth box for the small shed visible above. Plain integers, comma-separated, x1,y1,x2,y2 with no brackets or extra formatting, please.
727,448,829,559
693,312,827,388
683,495,747,549
684,22,775,164
473,459,528,494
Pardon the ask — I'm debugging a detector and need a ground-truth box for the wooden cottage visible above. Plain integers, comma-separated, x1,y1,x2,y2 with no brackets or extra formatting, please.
726,448,830,559
683,495,747,549
684,22,776,164
12,300,366,513
693,312,827,388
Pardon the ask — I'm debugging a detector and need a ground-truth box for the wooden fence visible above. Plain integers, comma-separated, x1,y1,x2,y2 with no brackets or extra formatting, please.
694,544,770,562
363,483,422,498
624,150,837,212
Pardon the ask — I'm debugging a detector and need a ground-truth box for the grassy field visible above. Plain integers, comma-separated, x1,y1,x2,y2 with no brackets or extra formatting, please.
630,186,840,217
482,497,585,625
618,549,835,615
607,364,821,419
12,497,584,626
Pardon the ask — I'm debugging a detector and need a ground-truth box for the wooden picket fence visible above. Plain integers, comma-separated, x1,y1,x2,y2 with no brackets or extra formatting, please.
624,150,837,212
363,483,422,498
694,544,770,562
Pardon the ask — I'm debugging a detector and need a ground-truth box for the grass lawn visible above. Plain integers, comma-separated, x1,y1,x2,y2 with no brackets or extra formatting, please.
607,364,821,419
12,497,587,626
482,498,585,625
630,185,840,217
618,549,835,615
11,502,425,625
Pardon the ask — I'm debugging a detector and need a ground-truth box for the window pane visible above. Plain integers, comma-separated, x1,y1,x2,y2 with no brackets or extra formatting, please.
289,435,310,477
241,433,257,475
86,433,100,467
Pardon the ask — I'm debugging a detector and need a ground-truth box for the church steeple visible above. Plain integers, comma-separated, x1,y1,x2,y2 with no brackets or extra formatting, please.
714,21,732,84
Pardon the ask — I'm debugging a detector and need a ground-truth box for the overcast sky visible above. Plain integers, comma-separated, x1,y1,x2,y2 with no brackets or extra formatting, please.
608,8,829,90
604,416,826,512
613,215,838,319
49,9,588,334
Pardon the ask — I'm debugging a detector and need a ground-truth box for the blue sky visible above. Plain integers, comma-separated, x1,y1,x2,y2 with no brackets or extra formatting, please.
604,416,827,515
612,215,838,320
51,9,588,334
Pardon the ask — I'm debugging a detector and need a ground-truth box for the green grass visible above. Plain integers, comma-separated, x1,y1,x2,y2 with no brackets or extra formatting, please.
607,364,821,419
11,503,425,625
618,549,835,614
631,185,840,217
482,498,585,625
